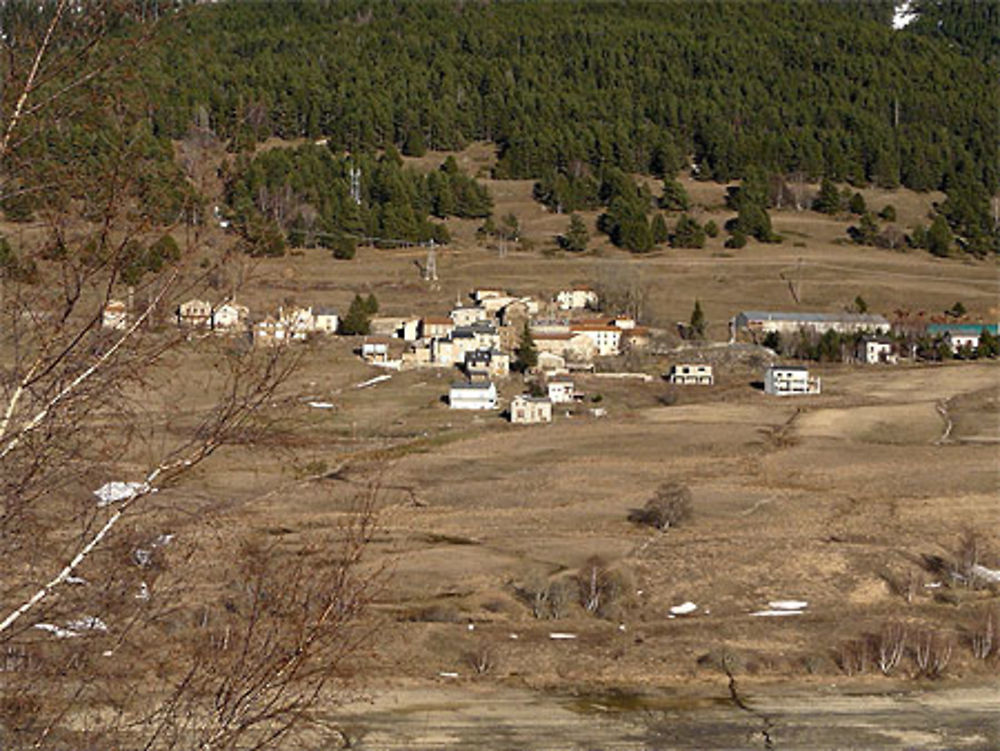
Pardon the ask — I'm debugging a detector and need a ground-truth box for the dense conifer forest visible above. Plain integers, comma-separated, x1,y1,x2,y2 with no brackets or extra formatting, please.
147,1,996,194
7,1,997,254
133,0,998,254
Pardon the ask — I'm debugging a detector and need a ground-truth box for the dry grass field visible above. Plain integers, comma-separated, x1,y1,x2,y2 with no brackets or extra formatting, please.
25,143,997,747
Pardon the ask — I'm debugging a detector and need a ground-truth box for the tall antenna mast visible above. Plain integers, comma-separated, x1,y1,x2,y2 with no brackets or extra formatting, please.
424,241,438,282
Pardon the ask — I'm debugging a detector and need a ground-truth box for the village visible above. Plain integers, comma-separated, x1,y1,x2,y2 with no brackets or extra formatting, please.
101,284,999,424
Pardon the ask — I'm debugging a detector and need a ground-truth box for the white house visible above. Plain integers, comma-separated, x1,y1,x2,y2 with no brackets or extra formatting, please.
509,395,552,424
102,300,128,330
546,376,576,403
668,364,714,385
313,307,339,334
555,286,599,311
212,302,249,332
944,330,980,353
857,337,897,364
449,381,497,410
764,365,821,396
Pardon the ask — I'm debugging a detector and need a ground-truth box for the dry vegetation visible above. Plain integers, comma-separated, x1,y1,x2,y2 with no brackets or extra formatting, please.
124,145,1000,706
7,141,997,745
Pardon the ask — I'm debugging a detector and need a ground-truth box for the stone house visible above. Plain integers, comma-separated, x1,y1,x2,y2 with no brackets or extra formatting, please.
509,395,552,424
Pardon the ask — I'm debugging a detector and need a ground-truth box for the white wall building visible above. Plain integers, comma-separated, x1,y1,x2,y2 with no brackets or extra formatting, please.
212,302,249,332
858,337,897,364
313,307,339,334
509,395,552,424
449,381,498,410
570,323,621,356
668,364,714,385
764,366,821,396
546,376,576,403
733,310,890,337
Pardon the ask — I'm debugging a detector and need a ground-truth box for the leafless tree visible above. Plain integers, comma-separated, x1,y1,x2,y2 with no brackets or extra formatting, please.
0,5,381,747
836,638,869,676
594,263,649,322
577,556,611,615
876,620,907,675
628,481,693,530
970,607,998,661
913,628,952,679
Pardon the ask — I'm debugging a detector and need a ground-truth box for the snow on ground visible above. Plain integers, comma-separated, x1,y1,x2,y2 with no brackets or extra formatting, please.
768,600,808,611
94,481,151,507
892,1,919,30
308,401,335,409
356,374,392,389
669,601,698,615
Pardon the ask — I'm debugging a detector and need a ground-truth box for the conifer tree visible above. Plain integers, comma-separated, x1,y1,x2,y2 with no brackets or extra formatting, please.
562,213,589,252
516,322,538,370
689,300,706,340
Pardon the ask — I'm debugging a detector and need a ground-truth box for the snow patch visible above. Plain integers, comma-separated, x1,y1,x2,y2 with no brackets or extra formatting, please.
307,401,335,409
892,1,919,30
34,623,79,638
355,374,392,389
94,481,151,508
751,609,804,617
549,632,577,640
669,601,698,616
768,600,808,611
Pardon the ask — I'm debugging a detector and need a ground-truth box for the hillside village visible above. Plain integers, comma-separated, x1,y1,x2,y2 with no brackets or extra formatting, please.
102,287,1000,421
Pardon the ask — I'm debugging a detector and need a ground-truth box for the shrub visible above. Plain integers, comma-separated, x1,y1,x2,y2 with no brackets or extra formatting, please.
724,231,747,249
628,482,693,530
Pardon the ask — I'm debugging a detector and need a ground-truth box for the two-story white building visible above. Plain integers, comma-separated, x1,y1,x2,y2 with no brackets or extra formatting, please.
764,365,821,396
668,364,714,385
449,381,498,410
546,375,576,403
212,302,249,332
857,337,897,364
